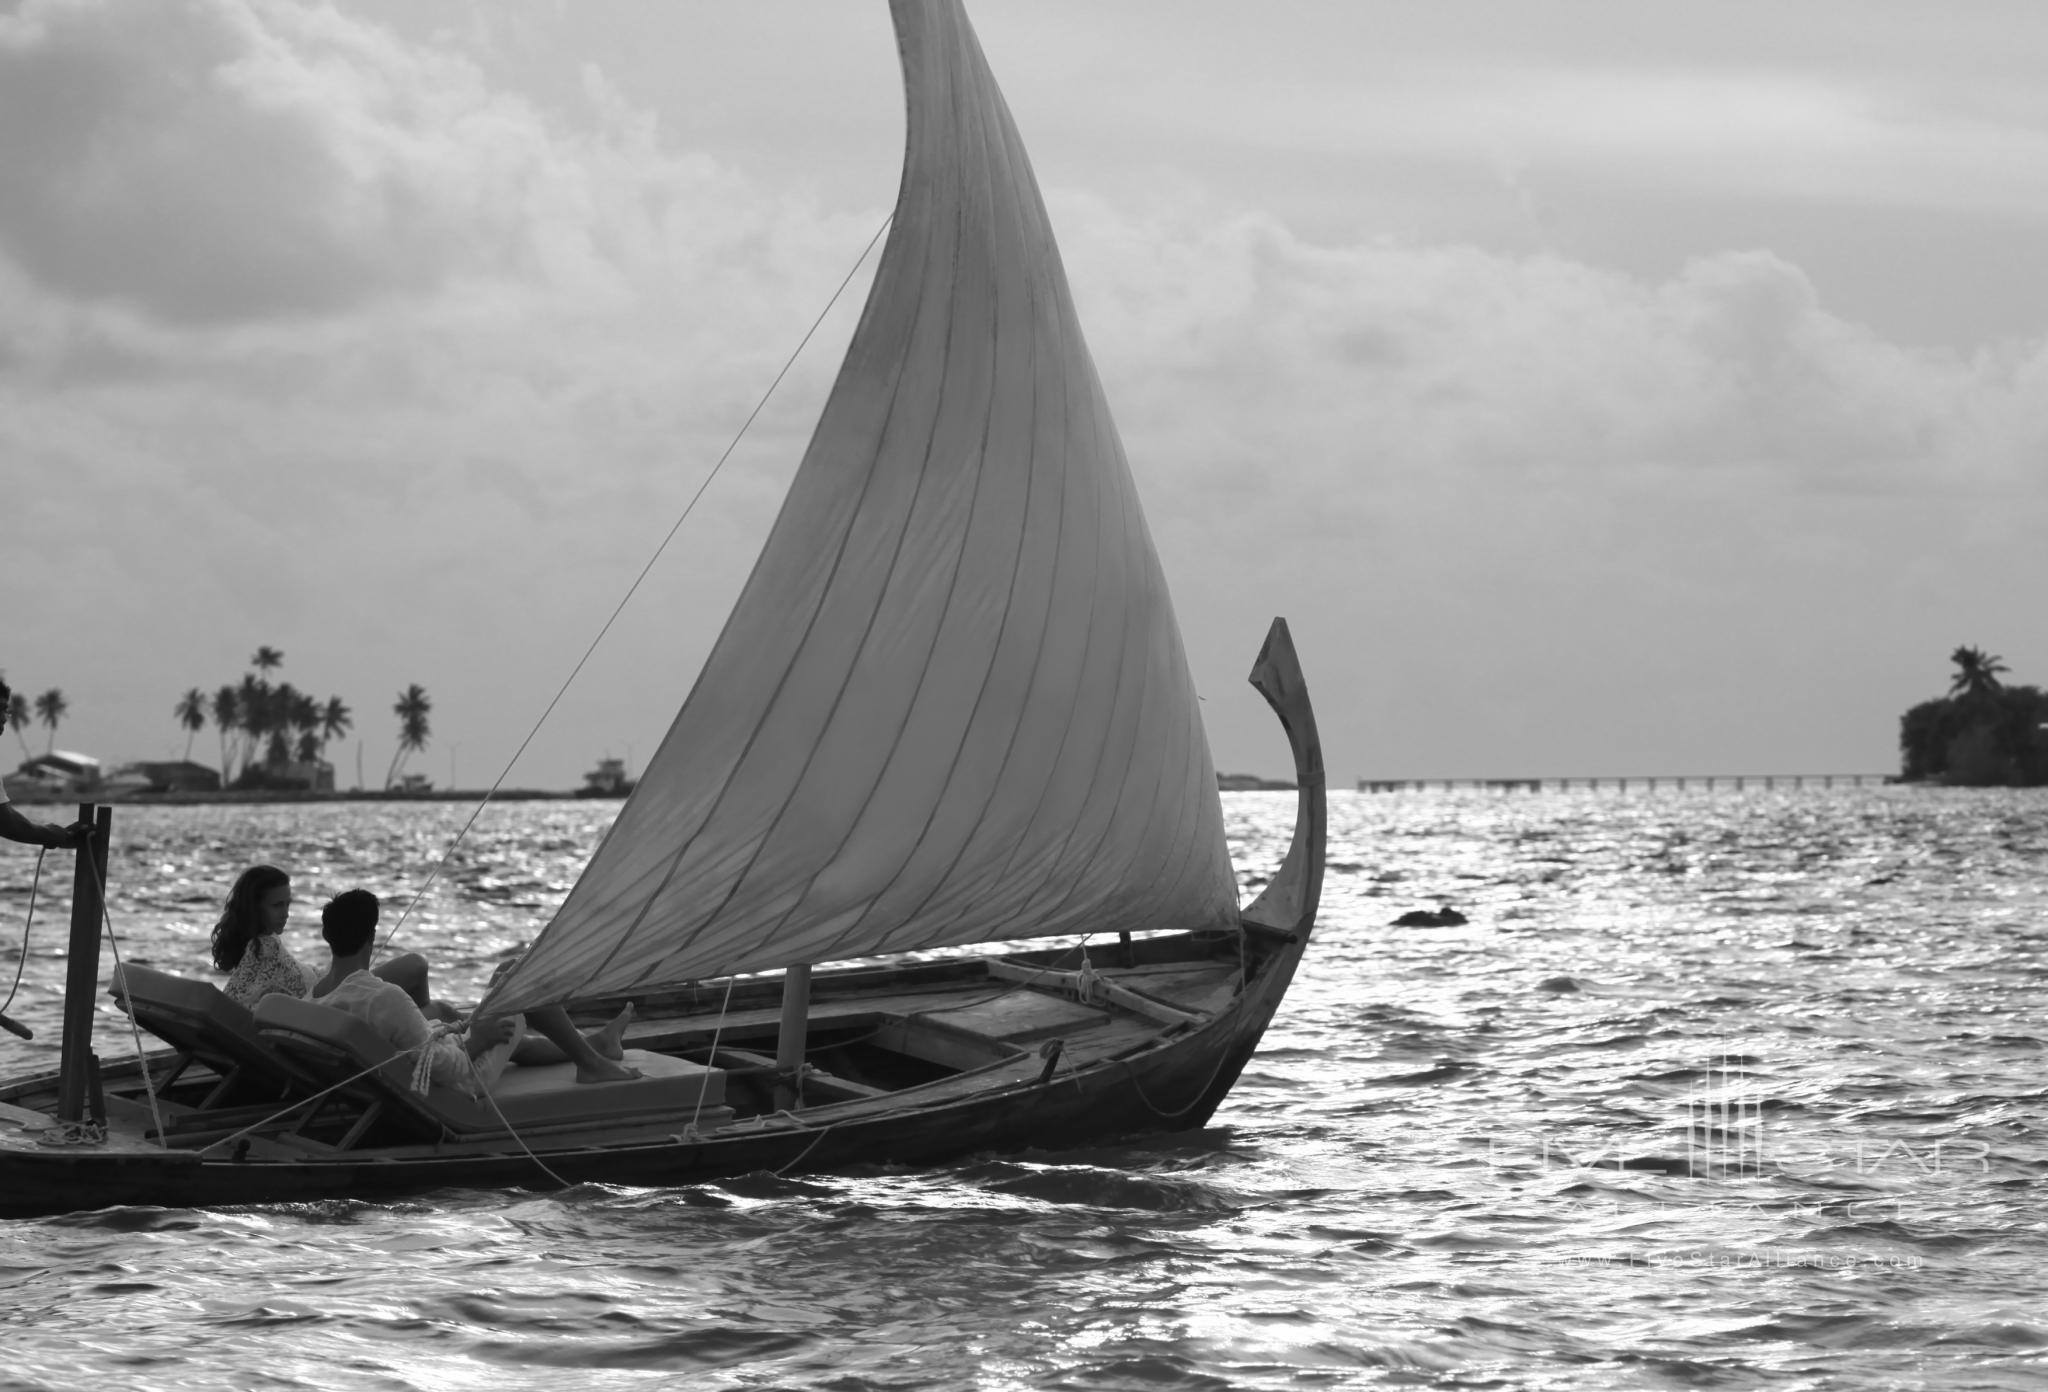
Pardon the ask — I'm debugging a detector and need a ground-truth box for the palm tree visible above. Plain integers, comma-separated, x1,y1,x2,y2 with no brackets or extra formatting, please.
174,688,208,761
210,685,240,781
33,689,67,754
5,690,30,762
240,650,284,773
237,673,271,772
1948,646,2009,702
384,685,432,790
265,681,304,767
289,690,320,761
319,696,353,764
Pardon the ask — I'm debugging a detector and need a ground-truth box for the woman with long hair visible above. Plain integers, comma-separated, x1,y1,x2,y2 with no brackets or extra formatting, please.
212,865,450,1016
212,864,310,1008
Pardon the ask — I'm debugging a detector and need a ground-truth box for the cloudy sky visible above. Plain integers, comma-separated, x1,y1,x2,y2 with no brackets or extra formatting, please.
4,0,2045,790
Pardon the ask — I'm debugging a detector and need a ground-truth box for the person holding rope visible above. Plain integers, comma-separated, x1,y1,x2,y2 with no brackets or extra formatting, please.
0,680,89,852
315,889,638,1093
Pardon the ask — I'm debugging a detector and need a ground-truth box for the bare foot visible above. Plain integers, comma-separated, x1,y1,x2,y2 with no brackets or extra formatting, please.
428,999,464,1024
583,1002,635,1061
574,1055,641,1085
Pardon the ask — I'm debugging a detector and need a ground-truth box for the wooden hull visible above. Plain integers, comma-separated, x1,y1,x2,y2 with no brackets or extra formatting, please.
0,930,1306,1216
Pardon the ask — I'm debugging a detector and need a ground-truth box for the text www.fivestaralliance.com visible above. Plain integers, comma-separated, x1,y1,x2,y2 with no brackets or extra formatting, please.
1558,1250,1923,1269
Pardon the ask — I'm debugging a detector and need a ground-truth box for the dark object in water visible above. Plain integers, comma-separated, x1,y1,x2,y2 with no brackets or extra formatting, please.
1393,905,1467,927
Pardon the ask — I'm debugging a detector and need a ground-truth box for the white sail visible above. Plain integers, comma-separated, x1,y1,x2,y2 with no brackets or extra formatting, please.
483,0,1237,1014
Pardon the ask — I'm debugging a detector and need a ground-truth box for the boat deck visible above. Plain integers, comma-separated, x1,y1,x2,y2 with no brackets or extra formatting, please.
619,961,1239,1048
0,953,1248,1164
613,959,1243,1123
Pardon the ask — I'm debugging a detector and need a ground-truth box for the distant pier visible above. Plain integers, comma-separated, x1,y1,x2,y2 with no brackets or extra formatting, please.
1354,774,1894,794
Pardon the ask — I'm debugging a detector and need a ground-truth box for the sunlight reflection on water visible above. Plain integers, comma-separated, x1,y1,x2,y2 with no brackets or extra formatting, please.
0,788,2044,1388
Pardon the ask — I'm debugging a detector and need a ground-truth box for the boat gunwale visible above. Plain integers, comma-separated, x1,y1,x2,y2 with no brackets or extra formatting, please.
0,927,1299,1191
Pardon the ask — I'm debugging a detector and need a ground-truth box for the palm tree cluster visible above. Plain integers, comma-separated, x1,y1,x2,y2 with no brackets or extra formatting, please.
12,652,438,794
1,678,70,759
1900,646,2048,786
173,648,355,788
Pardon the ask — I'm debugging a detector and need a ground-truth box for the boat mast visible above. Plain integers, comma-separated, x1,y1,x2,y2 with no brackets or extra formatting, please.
774,962,812,1110
57,803,111,1124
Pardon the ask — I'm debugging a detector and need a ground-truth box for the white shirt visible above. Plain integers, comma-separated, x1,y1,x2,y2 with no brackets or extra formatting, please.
320,970,520,1096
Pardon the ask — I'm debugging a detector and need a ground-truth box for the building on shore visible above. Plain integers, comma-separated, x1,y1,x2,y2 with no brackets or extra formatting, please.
5,751,102,800
6,754,231,800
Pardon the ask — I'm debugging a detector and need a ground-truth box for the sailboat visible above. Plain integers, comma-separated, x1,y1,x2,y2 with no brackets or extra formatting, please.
0,0,1323,1216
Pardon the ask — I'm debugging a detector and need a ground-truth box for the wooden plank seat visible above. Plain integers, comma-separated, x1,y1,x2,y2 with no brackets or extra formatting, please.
252,996,727,1143
107,963,312,1108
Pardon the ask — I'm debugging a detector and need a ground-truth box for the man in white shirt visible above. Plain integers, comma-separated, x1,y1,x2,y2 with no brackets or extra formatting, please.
315,889,637,1097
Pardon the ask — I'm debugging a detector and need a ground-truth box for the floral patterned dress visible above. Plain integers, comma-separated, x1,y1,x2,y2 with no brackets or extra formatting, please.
223,933,318,1010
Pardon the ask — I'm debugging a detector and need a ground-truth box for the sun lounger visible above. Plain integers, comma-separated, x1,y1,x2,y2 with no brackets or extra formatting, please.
107,963,311,1108
251,995,728,1144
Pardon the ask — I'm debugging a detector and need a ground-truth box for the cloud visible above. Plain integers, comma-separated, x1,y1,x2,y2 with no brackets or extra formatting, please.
0,0,886,784
1042,200,2048,775
5,1,2044,787
0,0,448,322
0,0,858,337
1058,202,2048,520
0,0,878,513
1088,46,2048,225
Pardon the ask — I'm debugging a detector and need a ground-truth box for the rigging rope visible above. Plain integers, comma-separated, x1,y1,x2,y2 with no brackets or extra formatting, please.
382,211,897,962
197,1018,573,1193
86,832,170,1148
200,1041,442,1157
773,1117,838,1177
22,830,172,1147
689,974,737,1134
473,1064,574,1191
1122,1022,1241,1123
0,848,43,1019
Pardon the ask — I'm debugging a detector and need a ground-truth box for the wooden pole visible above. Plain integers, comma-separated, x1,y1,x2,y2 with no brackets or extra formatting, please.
774,962,812,1111
57,803,111,1124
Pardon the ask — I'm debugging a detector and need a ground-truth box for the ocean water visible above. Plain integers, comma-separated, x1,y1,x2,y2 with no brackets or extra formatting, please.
0,788,2044,1391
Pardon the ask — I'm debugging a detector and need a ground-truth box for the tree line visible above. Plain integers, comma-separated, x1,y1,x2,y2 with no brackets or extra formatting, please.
1899,646,2048,787
6,648,435,792
4,686,69,761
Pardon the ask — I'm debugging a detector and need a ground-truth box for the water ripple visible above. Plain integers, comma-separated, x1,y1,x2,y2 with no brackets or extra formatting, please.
0,789,2044,1388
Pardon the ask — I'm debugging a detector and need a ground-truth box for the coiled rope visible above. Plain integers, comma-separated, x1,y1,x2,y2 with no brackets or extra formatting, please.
1123,1023,1241,1122
12,833,171,1148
